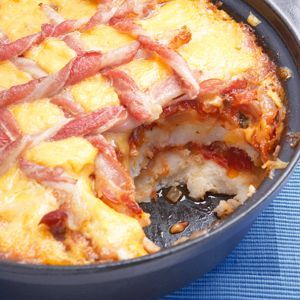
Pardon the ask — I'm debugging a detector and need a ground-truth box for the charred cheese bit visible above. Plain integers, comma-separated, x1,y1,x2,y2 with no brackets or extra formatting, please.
140,0,255,79
25,38,76,74
71,74,119,112
81,25,134,52
50,0,98,20
0,0,49,41
119,58,171,91
25,137,97,176
78,173,147,260
0,167,76,265
9,99,65,135
0,61,31,89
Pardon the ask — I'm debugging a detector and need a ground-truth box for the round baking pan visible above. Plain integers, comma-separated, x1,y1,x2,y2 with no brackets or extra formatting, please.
0,1,299,299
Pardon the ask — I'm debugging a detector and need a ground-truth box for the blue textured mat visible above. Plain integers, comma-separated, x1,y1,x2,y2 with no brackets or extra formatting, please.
164,163,300,299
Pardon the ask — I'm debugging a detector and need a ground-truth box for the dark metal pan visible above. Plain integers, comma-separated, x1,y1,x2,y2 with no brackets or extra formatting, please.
0,1,299,299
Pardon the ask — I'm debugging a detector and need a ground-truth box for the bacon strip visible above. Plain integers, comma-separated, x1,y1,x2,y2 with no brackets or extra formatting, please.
52,106,127,140
0,43,139,108
0,29,47,79
40,3,65,24
0,57,75,107
51,91,84,116
0,137,31,176
108,115,142,133
19,158,75,184
65,52,103,86
0,108,21,142
94,136,150,227
82,0,119,31
62,32,85,55
110,17,145,35
19,159,88,230
105,69,161,122
0,130,10,149
29,119,70,147
11,57,48,79
111,18,200,99
41,19,87,39
100,41,140,69
86,134,118,160
83,0,157,31
150,75,184,106
0,33,41,62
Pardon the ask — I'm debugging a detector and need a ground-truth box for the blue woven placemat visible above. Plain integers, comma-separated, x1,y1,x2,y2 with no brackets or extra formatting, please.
163,162,300,299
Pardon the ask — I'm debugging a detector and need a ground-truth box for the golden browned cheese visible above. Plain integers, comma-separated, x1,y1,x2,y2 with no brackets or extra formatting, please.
0,0,285,264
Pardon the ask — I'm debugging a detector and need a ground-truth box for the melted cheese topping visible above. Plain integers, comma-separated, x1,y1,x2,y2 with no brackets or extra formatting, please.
0,0,49,41
119,58,171,91
50,0,98,20
0,61,31,89
140,0,255,79
25,38,76,74
81,25,134,52
9,99,66,135
71,74,120,111
25,137,98,176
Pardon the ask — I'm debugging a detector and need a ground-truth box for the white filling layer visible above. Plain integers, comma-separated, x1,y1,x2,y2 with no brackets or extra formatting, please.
135,149,258,204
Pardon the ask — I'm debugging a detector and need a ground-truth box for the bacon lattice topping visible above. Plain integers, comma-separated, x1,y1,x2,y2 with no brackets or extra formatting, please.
82,0,158,31
0,0,157,62
0,19,87,61
0,43,140,108
52,106,127,140
0,0,283,238
111,17,200,99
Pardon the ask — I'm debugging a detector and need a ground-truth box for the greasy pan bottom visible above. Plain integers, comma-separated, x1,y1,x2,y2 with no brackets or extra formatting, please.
0,1,299,299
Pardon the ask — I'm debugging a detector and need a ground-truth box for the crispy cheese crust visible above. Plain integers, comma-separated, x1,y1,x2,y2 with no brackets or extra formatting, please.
0,0,285,265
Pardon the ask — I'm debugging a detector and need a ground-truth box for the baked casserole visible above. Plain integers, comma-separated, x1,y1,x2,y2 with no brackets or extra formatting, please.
0,0,286,264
